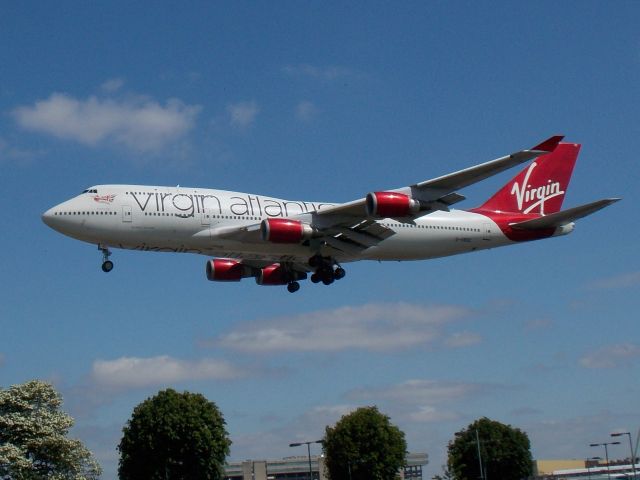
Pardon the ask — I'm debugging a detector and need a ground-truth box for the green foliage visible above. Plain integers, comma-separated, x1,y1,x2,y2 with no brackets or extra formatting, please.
0,380,101,480
446,417,532,480
117,388,231,480
323,406,407,480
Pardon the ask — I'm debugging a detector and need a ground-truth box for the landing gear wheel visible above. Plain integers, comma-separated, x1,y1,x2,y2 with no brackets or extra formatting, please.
101,260,114,273
311,272,321,283
321,269,335,285
334,267,346,280
99,245,113,273
287,281,300,293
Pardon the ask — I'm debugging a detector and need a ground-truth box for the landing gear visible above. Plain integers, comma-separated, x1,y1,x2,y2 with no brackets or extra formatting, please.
101,260,114,272
99,245,113,273
287,281,300,293
308,255,346,286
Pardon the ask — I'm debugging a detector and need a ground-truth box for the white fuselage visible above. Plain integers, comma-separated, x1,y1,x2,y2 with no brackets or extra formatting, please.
42,185,566,265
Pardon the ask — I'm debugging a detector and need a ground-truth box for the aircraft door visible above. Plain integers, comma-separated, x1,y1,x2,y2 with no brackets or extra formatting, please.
482,223,492,241
122,205,132,223
201,208,210,226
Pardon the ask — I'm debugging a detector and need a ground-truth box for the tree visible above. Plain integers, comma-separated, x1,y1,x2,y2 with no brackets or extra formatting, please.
118,388,231,480
0,380,101,479
323,406,407,480
446,417,532,480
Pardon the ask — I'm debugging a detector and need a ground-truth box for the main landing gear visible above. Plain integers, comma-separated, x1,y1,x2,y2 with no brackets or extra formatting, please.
287,281,300,293
99,245,113,272
308,255,346,286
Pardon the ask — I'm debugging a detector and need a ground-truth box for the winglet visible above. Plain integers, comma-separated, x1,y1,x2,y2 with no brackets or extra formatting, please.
531,135,564,152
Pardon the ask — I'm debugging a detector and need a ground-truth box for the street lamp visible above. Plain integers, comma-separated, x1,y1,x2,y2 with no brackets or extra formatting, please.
454,430,485,480
612,432,637,480
289,440,323,480
590,442,621,480
475,430,485,480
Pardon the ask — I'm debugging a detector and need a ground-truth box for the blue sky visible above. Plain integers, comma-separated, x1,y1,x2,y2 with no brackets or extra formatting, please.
1,1,639,478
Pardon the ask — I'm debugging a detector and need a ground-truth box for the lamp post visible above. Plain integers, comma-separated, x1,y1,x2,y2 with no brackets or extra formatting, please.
612,432,637,480
289,440,323,480
475,430,485,480
590,442,621,480
454,430,485,480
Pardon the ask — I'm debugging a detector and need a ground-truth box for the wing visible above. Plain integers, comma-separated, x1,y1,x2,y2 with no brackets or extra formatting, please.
314,135,564,218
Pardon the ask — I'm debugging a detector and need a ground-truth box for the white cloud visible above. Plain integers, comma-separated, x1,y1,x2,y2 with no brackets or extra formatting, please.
13,92,201,152
295,101,318,121
283,64,357,81
91,355,246,389
227,101,259,128
444,331,482,348
346,379,497,424
100,77,125,92
212,303,469,353
407,406,461,423
587,271,640,290
579,343,640,369
347,379,483,405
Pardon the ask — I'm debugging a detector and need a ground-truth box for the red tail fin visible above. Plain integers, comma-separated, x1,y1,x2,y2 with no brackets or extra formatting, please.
477,143,580,215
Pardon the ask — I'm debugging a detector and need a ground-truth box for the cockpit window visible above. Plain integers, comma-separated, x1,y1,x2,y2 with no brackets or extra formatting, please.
82,188,98,194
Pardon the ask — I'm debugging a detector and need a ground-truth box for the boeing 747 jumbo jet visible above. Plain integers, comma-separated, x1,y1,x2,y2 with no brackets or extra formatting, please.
42,136,618,292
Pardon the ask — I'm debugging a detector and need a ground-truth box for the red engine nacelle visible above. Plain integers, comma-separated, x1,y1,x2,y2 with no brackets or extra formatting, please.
206,259,246,282
255,264,288,285
260,218,314,243
255,264,308,285
365,191,420,217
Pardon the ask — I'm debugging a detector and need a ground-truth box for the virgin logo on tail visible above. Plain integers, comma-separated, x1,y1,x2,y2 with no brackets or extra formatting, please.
510,162,564,215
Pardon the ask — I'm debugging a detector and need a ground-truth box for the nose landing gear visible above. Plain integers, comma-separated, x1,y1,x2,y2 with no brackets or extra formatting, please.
99,245,113,272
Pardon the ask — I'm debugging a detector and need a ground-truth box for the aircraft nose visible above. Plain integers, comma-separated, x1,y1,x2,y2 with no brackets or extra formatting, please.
42,207,56,227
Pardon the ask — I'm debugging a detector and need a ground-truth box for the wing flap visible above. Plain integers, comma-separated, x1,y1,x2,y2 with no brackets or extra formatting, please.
324,236,368,255
510,198,620,230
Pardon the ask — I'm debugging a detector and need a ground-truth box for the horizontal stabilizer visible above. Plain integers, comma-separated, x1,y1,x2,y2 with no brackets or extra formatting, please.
510,198,620,230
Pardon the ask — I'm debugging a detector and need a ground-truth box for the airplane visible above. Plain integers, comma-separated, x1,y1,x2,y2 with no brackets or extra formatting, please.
42,135,619,293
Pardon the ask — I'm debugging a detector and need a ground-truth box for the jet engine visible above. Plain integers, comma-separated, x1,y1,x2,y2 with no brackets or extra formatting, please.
205,259,248,282
365,191,420,217
255,264,307,285
260,218,315,243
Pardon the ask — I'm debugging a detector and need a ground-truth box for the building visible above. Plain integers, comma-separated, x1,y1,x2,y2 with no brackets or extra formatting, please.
225,452,429,480
532,458,639,479
534,459,587,475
